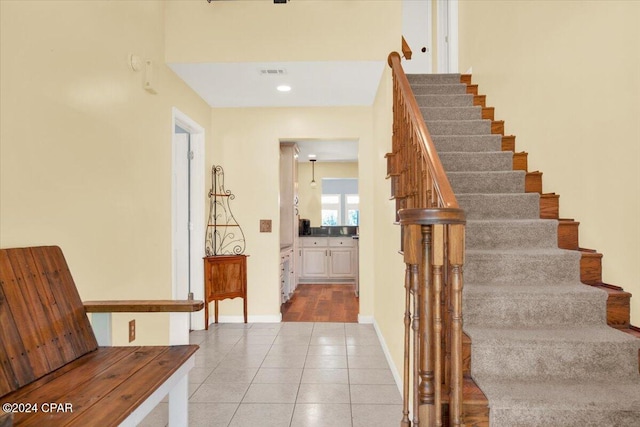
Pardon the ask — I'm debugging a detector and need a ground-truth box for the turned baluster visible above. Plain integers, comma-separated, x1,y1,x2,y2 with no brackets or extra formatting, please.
418,225,435,425
448,224,465,427
432,224,445,427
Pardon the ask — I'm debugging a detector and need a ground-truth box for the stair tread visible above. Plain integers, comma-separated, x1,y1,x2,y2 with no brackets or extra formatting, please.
474,378,640,409
464,283,606,296
466,247,580,255
465,324,640,345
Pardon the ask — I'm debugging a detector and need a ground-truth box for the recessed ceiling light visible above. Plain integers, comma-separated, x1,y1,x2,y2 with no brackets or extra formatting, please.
308,154,316,159
277,85,292,92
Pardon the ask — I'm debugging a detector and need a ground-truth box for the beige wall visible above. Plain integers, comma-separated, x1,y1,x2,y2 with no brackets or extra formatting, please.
298,161,358,226
459,0,640,324
208,108,377,320
0,1,212,344
371,66,407,377
165,0,400,62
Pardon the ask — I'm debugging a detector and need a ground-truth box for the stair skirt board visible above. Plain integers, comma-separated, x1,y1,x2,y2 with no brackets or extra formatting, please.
406,74,640,426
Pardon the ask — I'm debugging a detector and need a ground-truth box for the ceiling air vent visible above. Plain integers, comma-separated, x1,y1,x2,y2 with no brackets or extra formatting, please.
259,68,287,76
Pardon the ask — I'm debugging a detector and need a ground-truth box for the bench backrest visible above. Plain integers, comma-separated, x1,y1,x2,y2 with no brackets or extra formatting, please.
0,246,98,396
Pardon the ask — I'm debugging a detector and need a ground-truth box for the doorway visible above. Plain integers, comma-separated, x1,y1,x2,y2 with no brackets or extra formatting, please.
171,108,205,338
279,139,360,323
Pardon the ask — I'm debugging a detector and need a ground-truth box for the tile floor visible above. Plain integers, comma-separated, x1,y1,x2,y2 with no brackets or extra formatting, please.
140,322,402,427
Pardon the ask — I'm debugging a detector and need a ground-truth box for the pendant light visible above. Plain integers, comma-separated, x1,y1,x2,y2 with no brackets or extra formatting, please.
310,159,317,188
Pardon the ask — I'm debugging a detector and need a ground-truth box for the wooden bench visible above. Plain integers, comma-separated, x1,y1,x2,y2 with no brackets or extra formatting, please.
0,246,204,426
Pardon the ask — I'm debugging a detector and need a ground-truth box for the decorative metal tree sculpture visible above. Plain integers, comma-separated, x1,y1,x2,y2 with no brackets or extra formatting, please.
205,165,246,256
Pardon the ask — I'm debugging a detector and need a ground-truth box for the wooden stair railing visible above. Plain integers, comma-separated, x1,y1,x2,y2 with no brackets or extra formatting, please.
387,51,467,427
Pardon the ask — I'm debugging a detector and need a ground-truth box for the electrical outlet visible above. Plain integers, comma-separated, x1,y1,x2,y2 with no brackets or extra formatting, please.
129,319,136,343
260,219,272,233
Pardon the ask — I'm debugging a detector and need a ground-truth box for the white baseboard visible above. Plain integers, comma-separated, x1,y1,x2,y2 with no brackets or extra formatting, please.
357,315,374,324
372,319,403,396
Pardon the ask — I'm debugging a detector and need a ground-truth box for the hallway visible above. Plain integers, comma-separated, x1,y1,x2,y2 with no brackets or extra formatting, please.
141,322,401,426
281,284,359,323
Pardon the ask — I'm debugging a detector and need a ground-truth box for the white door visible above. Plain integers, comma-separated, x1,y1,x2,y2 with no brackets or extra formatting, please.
402,0,433,74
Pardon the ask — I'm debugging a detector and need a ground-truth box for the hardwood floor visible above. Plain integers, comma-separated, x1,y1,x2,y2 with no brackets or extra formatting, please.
281,284,359,322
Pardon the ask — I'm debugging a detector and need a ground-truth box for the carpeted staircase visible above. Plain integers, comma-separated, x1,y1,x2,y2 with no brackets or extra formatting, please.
408,73,640,426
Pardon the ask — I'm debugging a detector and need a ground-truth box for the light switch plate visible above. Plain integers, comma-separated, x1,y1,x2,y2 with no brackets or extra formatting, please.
260,219,272,233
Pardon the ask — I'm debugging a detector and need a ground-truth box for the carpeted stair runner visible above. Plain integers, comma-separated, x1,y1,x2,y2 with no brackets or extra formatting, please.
408,73,640,426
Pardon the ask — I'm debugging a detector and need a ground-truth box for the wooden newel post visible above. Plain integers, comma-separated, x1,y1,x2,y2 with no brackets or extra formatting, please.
448,224,465,427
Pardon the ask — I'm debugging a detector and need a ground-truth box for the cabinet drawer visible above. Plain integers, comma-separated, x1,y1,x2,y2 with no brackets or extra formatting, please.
300,237,329,247
328,237,355,247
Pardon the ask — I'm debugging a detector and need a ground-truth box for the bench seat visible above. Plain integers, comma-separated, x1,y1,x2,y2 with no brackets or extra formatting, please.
1,346,197,426
0,246,202,426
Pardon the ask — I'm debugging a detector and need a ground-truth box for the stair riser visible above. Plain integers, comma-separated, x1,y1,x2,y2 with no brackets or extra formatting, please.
501,135,516,151
603,289,631,329
558,220,580,249
458,194,540,220
421,106,482,121
540,193,560,219
411,84,468,95
472,341,640,381
448,171,525,194
464,294,606,328
580,251,603,284
433,135,502,153
440,152,513,172
427,120,492,136
465,251,581,286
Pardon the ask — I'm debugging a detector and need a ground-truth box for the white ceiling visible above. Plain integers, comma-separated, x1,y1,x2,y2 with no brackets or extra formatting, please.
169,61,380,162
167,61,385,108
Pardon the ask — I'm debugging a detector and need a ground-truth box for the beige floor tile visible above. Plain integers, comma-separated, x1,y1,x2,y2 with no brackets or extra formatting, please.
348,368,396,385
301,368,349,384
253,367,304,384
352,403,403,427
350,384,402,405
189,382,250,403
242,382,300,403
228,403,294,427
297,383,351,404
291,403,352,427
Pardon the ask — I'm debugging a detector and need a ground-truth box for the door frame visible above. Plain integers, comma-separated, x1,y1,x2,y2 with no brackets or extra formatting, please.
171,107,206,334
437,0,459,73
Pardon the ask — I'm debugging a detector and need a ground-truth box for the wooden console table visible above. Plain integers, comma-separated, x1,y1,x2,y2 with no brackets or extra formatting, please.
204,254,248,329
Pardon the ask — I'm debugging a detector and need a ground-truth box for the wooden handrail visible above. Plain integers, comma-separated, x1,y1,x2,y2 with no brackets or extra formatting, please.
402,36,413,60
386,52,466,427
387,52,458,210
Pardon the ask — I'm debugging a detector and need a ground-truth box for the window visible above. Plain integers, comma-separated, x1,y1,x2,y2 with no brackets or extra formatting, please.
346,194,359,226
321,194,340,226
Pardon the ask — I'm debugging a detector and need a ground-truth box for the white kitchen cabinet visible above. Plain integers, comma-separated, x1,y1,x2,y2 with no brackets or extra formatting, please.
328,248,355,277
299,237,358,282
302,248,329,277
